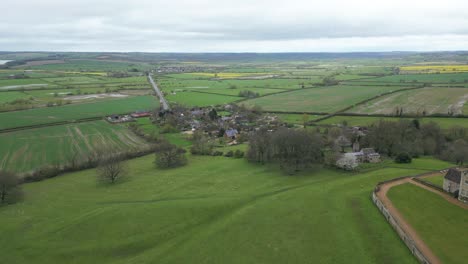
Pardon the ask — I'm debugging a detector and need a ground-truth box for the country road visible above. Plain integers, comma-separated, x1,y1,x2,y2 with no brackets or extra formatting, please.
148,74,170,111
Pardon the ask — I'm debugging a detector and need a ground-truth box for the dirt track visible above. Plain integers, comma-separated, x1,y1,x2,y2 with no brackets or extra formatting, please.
377,173,468,264
377,175,437,264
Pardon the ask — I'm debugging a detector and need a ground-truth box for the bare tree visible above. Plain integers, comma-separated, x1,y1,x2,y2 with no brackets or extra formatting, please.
97,154,127,184
154,141,187,168
0,170,22,204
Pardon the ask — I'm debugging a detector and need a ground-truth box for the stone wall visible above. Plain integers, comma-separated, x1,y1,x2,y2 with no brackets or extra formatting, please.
372,191,430,264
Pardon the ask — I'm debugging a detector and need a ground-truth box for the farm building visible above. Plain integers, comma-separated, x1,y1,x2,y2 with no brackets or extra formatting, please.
131,110,151,118
443,168,468,202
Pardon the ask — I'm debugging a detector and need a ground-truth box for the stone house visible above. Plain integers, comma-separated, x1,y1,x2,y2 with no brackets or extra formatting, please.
345,148,381,164
443,168,468,202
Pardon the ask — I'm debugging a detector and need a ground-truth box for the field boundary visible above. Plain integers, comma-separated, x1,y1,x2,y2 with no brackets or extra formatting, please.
372,191,432,264
0,116,104,133
372,168,456,264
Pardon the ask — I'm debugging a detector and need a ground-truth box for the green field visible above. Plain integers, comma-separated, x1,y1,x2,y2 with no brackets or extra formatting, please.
317,116,468,129
349,87,468,115
166,91,241,107
364,73,468,83
388,183,468,264
27,60,153,72
422,175,444,187
0,121,148,173
1,155,452,263
0,91,31,104
0,96,158,130
243,85,408,113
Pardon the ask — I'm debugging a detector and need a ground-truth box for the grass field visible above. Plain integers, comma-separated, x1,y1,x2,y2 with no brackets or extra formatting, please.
26,60,153,72
242,85,407,113
135,117,192,147
317,116,468,129
388,183,468,264
0,91,31,104
364,73,468,83
0,96,158,130
166,91,241,107
348,87,468,115
0,121,148,173
422,175,444,187
0,155,452,263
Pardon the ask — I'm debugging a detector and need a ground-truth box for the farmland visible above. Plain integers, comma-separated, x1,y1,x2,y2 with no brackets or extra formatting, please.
317,115,468,129
388,183,468,264
0,96,158,130
0,121,148,173
400,65,468,74
0,52,467,264
348,87,468,115
242,85,409,113
1,155,454,264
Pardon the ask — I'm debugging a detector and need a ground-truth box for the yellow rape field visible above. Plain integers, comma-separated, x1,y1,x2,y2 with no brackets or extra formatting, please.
400,65,468,73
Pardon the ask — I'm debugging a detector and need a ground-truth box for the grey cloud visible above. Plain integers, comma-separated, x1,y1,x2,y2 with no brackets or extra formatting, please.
2,0,468,51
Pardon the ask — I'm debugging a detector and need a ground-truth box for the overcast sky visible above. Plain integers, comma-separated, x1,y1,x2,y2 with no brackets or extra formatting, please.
2,0,468,52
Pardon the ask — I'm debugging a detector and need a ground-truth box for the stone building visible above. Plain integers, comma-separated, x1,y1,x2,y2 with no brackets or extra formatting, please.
443,168,468,202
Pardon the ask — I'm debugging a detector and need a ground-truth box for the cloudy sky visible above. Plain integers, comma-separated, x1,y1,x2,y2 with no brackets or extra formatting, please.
2,0,468,52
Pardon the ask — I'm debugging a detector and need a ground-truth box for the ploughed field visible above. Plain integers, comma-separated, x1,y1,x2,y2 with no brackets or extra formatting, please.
0,155,453,264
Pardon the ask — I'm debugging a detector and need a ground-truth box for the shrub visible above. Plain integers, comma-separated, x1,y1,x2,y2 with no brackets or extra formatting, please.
211,151,224,156
225,150,234,157
234,150,245,158
395,153,412,164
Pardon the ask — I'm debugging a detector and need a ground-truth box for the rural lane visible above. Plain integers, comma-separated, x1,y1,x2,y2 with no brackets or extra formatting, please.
148,74,170,111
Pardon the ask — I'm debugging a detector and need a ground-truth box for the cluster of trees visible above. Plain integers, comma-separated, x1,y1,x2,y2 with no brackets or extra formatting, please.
0,171,22,205
238,90,260,98
247,128,323,174
154,141,187,168
362,120,468,165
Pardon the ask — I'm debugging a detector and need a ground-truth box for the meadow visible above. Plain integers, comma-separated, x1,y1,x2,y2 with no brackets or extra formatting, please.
361,73,468,84
317,116,468,129
0,96,158,130
0,121,148,173
0,155,454,264
242,85,408,113
348,87,468,115
26,59,153,72
165,91,241,107
388,183,468,264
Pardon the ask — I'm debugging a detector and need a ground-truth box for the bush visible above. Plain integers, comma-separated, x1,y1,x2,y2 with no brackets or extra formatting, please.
224,150,234,157
154,141,187,169
395,153,412,164
234,150,244,158
211,151,224,156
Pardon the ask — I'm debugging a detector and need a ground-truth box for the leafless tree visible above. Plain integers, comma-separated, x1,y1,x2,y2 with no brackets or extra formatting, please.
97,153,127,184
0,170,22,204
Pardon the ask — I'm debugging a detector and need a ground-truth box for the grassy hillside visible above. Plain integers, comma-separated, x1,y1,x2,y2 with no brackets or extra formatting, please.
0,155,454,264
388,183,468,264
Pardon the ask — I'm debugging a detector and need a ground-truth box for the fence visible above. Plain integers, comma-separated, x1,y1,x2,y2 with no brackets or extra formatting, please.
372,191,431,264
